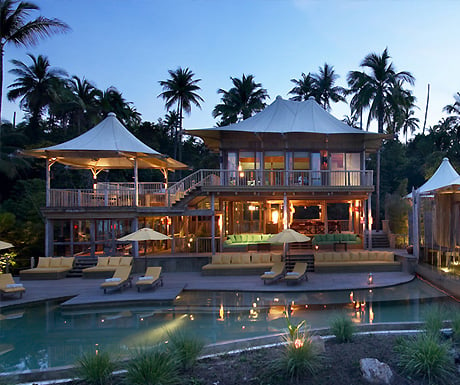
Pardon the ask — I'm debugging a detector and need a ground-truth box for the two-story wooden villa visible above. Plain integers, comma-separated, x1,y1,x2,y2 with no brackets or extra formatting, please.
28,97,386,258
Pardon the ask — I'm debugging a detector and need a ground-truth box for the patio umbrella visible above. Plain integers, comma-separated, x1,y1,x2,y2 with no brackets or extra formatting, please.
117,228,171,268
118,228,171,242
268,229,311,259
0,241,14,250
268,229,311,244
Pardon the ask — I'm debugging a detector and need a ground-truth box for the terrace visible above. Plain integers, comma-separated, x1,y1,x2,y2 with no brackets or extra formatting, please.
47,168,374,208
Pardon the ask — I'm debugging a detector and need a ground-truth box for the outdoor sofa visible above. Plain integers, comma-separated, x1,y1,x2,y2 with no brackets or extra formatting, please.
314,251,401,272
312,233,361,250
20,257,75,280
202,252,282,275
82,256,133,278
223,234,273,249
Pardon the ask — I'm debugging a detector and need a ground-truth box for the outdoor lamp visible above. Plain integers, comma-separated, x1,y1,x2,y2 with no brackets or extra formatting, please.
368,273,373,285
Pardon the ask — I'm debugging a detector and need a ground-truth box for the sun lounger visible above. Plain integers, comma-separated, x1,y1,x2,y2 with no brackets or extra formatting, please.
100,266,132,294
0,273,25,298
135,267,163,292
20,257,75,280
260,262,285,284
284,262,308,285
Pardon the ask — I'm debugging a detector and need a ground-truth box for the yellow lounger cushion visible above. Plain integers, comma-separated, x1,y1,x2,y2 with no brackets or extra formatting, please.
37,258,50,268
97,257,110,266
49,257,62,267
108,257,121,266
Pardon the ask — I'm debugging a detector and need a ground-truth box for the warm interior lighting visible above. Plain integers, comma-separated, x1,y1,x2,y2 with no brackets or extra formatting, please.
249,205,256,211
272,210,279,224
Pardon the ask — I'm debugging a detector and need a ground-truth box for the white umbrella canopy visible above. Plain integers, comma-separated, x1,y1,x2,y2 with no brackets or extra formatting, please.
118,228,171,242
0,241,14,251
268,229,311,244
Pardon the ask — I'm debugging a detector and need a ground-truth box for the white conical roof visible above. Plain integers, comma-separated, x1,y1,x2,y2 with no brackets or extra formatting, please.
23,113,187,170
413,157,459,195
40,112,160,154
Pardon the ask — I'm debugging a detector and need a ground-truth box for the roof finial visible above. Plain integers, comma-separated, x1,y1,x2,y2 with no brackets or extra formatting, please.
108,112,116,117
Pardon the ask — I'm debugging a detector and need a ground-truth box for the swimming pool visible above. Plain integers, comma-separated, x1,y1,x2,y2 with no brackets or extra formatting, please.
0,277,458,373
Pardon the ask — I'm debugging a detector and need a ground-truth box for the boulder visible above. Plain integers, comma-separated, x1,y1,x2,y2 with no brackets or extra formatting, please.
360,358,393,384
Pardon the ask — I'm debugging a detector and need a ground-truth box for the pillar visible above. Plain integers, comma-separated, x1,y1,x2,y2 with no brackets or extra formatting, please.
211,193,216,255
45,219,53,257
132,217,139,257
367,194,372,250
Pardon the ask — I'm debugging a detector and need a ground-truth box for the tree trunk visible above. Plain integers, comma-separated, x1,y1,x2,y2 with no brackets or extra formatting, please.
0,45,3,124
376,103,384,231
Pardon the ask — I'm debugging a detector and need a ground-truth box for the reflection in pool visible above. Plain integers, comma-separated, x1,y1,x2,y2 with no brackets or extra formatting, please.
0,278,458,373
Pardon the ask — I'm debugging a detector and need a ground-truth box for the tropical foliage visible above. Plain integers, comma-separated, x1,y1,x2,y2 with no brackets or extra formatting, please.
289,63,346,111
0,0,70,120
158,67,203,161
212,74,268,126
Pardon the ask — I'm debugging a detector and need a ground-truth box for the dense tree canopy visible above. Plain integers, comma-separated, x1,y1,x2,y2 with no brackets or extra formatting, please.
2,41,460,260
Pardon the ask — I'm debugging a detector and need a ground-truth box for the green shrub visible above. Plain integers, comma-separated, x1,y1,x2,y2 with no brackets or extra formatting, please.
330,315,354,343
126,347,180,385
423,308,445,337
75,351,114,385
451,313,460,342
167,330,205,370
275,336,321,383
396,333,455,384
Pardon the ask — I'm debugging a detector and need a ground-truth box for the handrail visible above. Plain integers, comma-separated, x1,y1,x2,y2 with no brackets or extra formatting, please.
48,169,373,208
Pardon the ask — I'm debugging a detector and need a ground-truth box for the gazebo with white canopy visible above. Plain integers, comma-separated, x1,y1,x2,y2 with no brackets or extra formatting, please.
23,112,188,207
410,157,460,261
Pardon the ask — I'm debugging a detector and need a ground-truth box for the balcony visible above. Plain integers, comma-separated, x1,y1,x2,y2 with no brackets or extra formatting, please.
47,169,373,208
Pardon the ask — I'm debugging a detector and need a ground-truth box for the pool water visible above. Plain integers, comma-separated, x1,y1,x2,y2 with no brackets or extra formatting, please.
0,278,458,373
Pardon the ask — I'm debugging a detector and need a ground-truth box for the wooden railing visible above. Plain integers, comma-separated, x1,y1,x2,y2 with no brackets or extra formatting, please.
48,169,373,208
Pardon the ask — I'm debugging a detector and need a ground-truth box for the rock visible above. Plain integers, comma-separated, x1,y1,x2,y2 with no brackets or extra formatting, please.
310,335,325,353
360,358,394,384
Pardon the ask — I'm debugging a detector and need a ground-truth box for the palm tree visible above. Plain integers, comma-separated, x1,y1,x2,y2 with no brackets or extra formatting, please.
347,48,415,230
0,0,70,121
7,53,67,140
443,92,460,120
288,72,316,101
97,86,141,129
158,67,203,161
68,76,101,131
212,74,268,126
311,63,346,111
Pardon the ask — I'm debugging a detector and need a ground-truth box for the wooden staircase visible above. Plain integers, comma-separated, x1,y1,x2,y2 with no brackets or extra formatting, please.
67,256,97,277
364,231,390,249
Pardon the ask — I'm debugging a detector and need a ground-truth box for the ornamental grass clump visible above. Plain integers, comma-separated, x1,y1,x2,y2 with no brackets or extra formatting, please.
451,312,460,342
274,310,321,383
75,351,115,385
126,347,181,385
395,333,455,385
330,314,354,343
423,308,445,338
167,330,205,370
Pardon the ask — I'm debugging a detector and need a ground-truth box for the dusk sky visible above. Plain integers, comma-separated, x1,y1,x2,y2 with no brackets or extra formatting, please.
3,0,460,136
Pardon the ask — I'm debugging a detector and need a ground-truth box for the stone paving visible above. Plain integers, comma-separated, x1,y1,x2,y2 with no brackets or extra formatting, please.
0,271,415,309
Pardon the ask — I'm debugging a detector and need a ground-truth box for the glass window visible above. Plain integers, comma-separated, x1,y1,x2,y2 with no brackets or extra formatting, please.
239,151,255,170
227,152,237,170
293,152,310,170
346,153,361,170
264,151,284,170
